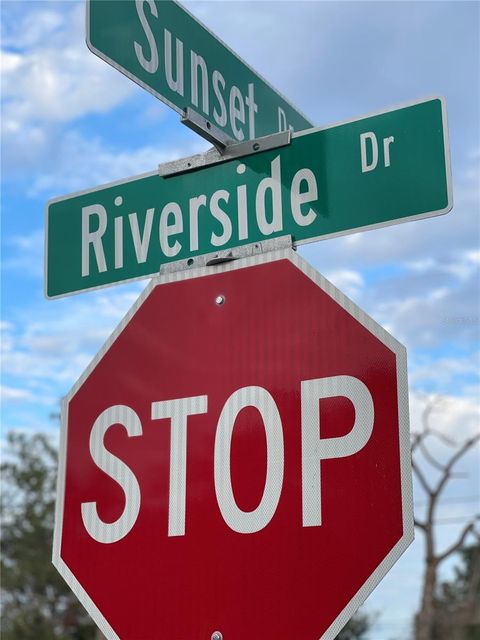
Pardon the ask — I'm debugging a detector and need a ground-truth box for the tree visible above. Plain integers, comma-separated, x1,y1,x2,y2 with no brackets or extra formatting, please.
1,430,371,639
433,544,480,640
0,431,98,640
412,400,480,640
336,611,372,639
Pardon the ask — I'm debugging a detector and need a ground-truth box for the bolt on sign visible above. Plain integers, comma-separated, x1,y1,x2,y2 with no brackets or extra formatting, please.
45,97,452,298
86,0,313,141
53,249,414,640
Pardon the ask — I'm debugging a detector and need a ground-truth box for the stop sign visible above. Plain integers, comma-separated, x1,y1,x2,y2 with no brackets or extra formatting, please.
53,249,413,640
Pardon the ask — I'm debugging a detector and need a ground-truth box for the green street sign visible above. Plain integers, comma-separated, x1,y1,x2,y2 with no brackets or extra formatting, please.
86,0,313,140
45,97,452,298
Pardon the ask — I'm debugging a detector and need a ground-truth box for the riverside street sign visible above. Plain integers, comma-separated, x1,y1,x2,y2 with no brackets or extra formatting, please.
45,97,452,298
86,0,313,140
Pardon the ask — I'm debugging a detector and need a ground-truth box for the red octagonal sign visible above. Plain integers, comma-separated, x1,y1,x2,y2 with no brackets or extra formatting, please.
53,249,413,640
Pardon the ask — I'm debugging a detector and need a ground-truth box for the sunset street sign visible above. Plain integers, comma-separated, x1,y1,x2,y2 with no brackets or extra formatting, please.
53,249,413,640
45,97,452,298
86,0,313,141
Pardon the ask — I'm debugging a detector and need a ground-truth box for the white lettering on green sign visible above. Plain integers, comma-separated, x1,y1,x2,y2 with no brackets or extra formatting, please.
80,155,319,278
134,0,260,140
46,97,451,298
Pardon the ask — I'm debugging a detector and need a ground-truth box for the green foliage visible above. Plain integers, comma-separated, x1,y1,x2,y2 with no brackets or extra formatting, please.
1,431,98,640
437,544,480,605
433,544,480,640
336,611,372,639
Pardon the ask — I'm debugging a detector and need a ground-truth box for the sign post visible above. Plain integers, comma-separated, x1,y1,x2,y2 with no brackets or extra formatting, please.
46,97,452,298
53,248,413,640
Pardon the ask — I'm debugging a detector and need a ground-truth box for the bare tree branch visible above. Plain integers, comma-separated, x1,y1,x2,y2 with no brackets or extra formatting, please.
412,458,433,496
415,519,428,532
419,437,450,472
411,430,424,454
429,428,456,448
433,434,480,502
437,520,477,565
421,398,456,447
413,396,480,640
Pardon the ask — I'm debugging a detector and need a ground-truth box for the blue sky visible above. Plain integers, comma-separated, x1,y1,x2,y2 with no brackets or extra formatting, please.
1,1,479,639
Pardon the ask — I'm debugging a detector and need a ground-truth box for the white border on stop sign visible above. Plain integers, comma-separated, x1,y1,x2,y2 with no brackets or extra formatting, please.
52,247,414,640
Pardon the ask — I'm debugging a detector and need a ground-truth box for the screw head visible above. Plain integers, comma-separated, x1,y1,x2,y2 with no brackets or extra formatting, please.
211,632,223,640
215,295,225,306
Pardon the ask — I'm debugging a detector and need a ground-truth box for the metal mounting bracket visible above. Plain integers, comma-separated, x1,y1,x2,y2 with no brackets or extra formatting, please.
159,235,294,276
159,122,291,178
181,107,235,152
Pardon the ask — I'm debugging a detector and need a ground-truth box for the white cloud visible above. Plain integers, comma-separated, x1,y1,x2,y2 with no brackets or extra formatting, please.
366,246,480,349
445,249,480,281
1,50,22,73
454,146,480,208
1,5,65,50
407,248,480,281
301,209,480,351
2,230,44,279
322,268,364,301
407,258,436,273
1,2,135,177
0,385,33,403
1,281,147,433
2,3,133,124
409,390,480,442
189,1,480,138
0,1,210,190
1,284,144,392
409,352,480,398
373,292,478,351
29,128,206,197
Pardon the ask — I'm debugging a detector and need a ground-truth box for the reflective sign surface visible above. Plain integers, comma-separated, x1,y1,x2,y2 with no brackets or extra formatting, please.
46,97,451,297
53,249,413,640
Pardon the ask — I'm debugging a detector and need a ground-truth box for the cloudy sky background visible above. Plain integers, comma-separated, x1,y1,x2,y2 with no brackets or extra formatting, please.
1,1,479,638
